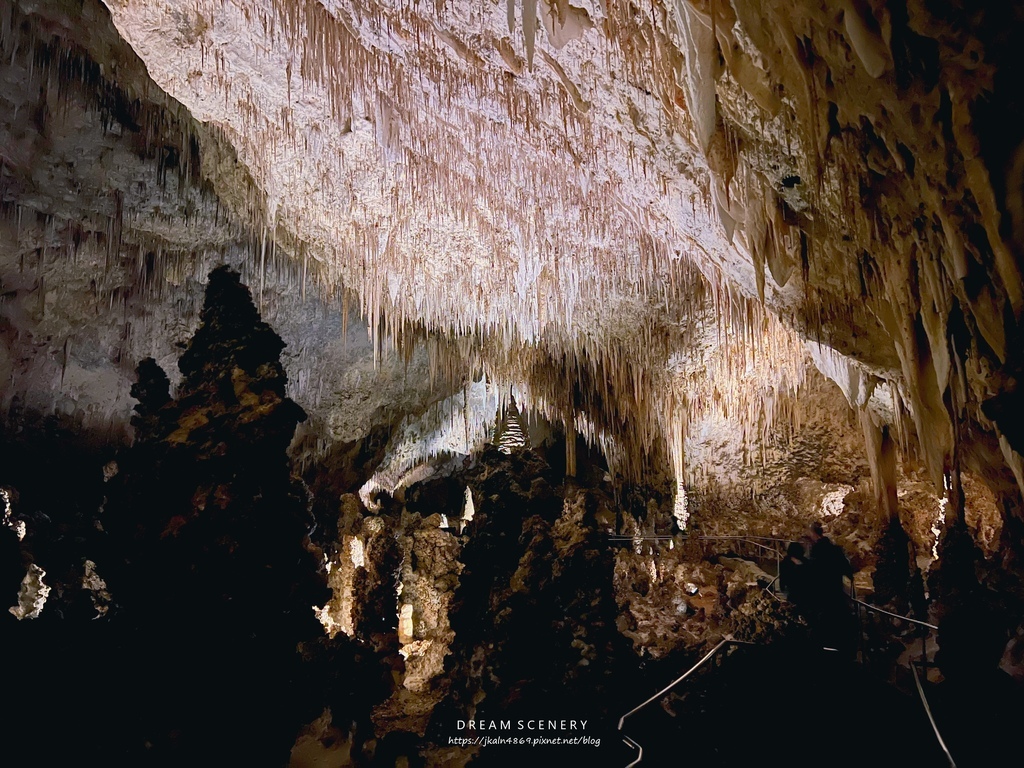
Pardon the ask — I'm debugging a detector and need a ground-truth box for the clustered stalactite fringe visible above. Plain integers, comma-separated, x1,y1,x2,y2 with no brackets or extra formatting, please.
97,5,737,330
51,0,1024,509
0,0,360,435
359,281,810,505
689,0,1024,510
0,0,802,493
171,0,681,325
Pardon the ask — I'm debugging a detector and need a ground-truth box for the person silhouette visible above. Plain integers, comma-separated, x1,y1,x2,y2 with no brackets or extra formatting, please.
805,523,855,653
806,521,853,600
779,541,810,607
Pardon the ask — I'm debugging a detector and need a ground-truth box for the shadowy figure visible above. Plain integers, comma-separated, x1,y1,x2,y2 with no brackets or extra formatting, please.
779,541,811,607
807,521,853,598
806,522,856,653
930,599,1024,767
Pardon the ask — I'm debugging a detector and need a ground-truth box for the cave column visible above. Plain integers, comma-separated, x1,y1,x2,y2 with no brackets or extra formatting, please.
862,407,922,608
859,407,898,523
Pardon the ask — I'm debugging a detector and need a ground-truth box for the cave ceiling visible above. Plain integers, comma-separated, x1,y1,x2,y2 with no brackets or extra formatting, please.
2,0,1024,504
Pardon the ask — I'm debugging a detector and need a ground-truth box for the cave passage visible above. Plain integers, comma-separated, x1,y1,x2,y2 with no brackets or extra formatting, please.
4,0,1024,766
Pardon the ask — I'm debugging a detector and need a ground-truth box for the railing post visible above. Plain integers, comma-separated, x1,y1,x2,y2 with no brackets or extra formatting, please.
851,583,862,665
775,546,781,597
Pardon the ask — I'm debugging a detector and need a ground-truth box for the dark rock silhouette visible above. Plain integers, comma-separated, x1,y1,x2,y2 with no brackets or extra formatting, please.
427,447,631,764
129,357,171,437
98,266,330,764
1,269,400,766
931,597,1024,767
872,515,920,614
928,517,986,603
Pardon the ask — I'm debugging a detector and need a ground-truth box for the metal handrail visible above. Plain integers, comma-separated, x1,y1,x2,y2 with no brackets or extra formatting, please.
849,594,957,767
617,637,733,730
613,536,954,766
849,591,935,678
911,660,957,768
850,597,937,630
607,536,676,544
618,637,746,766
608,535,790,565
621,734,643,768
607,535,793,544
693,535,793,543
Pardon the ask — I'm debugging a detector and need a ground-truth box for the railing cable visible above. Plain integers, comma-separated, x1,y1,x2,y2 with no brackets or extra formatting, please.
850,597,937,630
617,637,734,731
616,538,956,767
911,660,957,768
618,638,751,766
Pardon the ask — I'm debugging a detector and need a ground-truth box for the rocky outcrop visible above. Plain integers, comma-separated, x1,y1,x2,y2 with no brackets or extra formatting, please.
6,1,1024,763
94,266,328,763
0,267,398,767
0,0,447,457
395,510,462,693
408,450,631,762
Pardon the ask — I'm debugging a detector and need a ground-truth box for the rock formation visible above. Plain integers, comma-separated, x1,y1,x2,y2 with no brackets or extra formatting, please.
4,0,1024,764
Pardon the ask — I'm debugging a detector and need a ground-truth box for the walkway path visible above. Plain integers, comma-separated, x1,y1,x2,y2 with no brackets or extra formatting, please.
620,640,948,767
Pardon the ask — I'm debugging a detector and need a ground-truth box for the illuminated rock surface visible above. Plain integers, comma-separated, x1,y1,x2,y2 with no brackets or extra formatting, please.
3,0,1024,764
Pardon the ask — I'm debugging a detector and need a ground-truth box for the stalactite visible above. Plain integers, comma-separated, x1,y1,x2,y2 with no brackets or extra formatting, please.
36,0,1017,506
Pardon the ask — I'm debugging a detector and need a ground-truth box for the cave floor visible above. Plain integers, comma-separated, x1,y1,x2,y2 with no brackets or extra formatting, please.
622,642,947,768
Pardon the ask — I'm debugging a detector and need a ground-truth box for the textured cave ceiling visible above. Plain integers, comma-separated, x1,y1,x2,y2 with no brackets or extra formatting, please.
2,0,1024,508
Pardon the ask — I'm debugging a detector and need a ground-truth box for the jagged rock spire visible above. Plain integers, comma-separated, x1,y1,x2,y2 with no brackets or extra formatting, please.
177,265,290,399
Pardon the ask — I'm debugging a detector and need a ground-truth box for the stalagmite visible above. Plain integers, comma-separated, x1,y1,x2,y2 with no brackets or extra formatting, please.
7,1,1024,762
9,564,49,620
